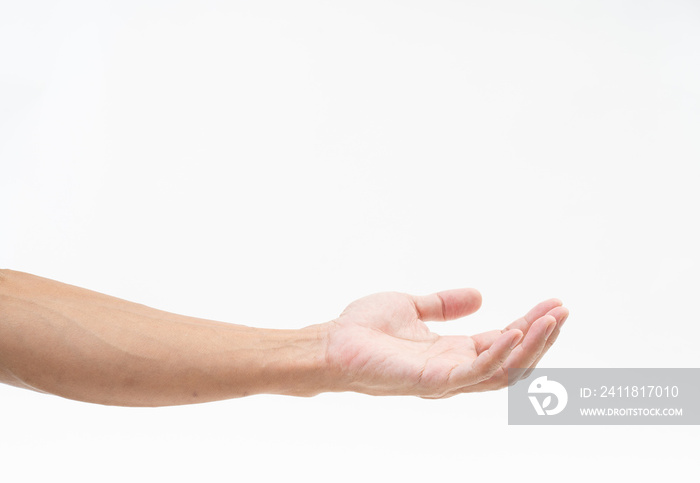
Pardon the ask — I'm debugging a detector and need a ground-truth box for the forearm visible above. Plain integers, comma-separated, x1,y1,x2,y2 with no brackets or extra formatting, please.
0,270,334,406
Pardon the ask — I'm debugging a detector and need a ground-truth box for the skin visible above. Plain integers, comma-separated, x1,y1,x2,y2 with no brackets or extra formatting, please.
0,269,568,406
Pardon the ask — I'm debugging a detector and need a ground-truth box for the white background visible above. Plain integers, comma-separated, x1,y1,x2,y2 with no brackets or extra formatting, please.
1,0,698,481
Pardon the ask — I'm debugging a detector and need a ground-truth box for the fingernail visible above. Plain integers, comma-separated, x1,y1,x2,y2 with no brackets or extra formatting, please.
545,318,557,338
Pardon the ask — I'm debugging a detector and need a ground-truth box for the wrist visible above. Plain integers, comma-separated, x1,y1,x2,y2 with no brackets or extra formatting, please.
253,322,340,397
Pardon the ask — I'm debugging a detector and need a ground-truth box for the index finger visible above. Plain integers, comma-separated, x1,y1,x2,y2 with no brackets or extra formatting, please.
504,298,562,334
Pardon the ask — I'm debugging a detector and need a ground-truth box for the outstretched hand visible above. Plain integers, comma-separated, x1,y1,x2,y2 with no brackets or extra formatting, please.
0,270,569,405
324,289,568,398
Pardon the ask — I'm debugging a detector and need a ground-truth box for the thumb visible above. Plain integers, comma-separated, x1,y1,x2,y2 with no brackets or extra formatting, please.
411,288,482,322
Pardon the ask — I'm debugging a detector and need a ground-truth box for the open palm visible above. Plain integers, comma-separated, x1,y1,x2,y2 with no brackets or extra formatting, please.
324,289,568,398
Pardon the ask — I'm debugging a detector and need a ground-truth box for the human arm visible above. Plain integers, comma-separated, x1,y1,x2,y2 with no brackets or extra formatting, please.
0,269,332,406
0,269,568,406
